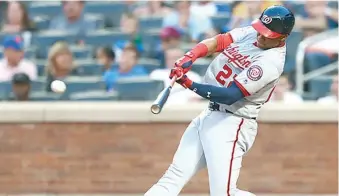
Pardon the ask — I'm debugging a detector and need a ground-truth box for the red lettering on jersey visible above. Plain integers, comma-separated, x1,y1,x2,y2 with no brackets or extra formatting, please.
222,45,251,69
216,64,238,87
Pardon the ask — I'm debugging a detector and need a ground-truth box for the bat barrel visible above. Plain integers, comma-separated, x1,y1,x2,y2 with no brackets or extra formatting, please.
150,86,172,114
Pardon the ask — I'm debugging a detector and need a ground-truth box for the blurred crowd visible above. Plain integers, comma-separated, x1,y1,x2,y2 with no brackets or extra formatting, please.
0,0,337,104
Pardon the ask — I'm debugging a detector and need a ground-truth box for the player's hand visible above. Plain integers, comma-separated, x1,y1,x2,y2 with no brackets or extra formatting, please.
176,75,193,89
174,52,194,74
169,67,184,80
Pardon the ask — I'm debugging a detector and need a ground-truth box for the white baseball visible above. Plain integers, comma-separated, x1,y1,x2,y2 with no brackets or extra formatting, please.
51,80,66,93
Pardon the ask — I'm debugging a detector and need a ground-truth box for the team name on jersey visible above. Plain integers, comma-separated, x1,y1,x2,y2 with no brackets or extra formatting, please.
223,45,251,69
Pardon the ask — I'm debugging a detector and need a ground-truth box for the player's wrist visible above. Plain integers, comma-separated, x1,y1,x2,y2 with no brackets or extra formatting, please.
189,43,208,62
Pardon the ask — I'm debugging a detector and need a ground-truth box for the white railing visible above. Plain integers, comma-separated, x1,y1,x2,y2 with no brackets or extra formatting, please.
295,28,338,95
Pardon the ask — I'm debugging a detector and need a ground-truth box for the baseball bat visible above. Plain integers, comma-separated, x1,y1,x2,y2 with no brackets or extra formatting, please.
151,75,177,114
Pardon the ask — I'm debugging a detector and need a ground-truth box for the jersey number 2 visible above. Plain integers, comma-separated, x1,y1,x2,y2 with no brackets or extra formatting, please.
216,64,237,87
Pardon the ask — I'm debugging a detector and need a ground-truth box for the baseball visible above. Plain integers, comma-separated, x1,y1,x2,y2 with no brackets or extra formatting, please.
51,80,66,93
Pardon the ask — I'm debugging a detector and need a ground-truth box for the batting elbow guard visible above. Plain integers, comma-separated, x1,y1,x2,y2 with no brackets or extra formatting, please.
216,33,233,52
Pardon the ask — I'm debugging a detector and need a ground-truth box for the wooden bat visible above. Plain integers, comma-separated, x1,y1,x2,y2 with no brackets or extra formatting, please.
151,75,177,114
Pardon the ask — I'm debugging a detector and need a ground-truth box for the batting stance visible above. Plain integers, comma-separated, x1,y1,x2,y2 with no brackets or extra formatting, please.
145,5,295,196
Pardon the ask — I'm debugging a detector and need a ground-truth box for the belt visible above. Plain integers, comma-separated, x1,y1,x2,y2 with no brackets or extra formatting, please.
208,102,257,120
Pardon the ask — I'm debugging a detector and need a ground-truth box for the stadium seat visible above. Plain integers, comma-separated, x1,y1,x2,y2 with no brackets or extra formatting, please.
33,16,50,30
115,76,164,101
285,30,303,72
31,79,46,91
29,91,63,101
39,45,93,59
85,14,105,29
0,81,11,100
139,17,163,31
28,2,61,17
308,76,333,99
215,3,231,14
69,90,119,101
85,30,130,47
84,2,127,27
63,76,106,94
211,14,231,29
74,60,103,76
138,58,161,73
191,58,211,76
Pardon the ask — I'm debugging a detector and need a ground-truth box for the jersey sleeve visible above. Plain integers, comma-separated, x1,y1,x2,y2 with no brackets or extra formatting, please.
229,26,254,43
233,63,280,96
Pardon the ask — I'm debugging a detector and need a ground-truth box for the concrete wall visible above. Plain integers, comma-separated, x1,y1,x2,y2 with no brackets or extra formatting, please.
0,102,337,194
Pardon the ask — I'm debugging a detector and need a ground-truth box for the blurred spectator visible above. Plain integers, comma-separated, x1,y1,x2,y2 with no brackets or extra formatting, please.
317,75,338,104
134,0,173,17
150,47,202,104
0,35,37,82
325,1,338,29
45,42,75,92
96,46,116,72
294,1,327,37
114,12,144,62
1,1,35,48
190,1,217,17
270,74,303,103
153,26,182,66
104,43,147,91
8,72,31,101
226,1,279,31
163,1,213,42
49,1,97,35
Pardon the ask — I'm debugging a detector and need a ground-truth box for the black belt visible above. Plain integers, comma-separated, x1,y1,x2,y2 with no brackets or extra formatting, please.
208,102,256,120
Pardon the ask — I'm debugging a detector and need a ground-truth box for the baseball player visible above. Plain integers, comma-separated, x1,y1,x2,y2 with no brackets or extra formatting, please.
145,5,295,196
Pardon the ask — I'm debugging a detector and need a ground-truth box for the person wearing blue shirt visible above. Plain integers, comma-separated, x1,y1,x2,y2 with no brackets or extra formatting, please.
103,43,148,91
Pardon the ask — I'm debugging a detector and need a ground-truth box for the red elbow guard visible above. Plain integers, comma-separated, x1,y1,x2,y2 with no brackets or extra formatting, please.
216,33,233,52
189,43,209,62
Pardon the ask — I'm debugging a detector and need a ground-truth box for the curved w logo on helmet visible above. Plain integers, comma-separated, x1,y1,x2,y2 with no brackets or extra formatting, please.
261,15,272,24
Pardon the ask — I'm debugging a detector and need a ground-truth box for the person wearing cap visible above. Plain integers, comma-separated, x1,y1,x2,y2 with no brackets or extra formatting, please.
0,35,37,82
9,72,31,101
153,26,182,67
145,5,295,196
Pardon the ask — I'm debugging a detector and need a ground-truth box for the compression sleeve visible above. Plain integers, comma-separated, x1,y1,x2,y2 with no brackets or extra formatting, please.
215,33,233,52
189,82,245,105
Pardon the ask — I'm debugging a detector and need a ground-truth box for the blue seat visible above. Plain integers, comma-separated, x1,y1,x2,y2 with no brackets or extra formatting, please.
308,76,333,99
33,16,50,30
31,79,46,91
29,91,63,101
84,2,127,26
39,45,93,59
115,76,164,101
28,2,61,17
138,58,160,73
0,81,11,100
215,3,231,14
85,30,130,47
74,60,103,76
285,30,303,72
32,31,78,57
63,76,106,94
211,14,231,29
85,14,105,29
70,90,118,101
191,58,210,76
139,17,163,31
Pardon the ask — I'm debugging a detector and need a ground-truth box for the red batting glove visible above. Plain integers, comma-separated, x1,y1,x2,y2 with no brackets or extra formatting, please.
174,43,209,74
169,67,184,79
176,75,193,89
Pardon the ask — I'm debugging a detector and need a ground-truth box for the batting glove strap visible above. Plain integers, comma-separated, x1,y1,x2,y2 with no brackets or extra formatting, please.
176,75,193,89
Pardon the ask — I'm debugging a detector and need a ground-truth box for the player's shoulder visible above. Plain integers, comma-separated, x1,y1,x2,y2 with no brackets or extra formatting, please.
229,26,257,43
258,45,286,72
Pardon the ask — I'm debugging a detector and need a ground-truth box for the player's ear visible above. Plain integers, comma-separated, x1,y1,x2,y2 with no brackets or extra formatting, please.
280,35,288,42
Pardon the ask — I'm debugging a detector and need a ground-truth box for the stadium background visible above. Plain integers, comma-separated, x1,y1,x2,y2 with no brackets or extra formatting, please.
0,0,337,195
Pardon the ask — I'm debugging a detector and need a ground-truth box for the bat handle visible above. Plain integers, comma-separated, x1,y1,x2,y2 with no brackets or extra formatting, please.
169,75,177,87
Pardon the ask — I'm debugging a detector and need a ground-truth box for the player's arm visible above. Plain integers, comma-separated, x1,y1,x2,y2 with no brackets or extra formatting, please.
176,63,280,105
176,76,245,105
172,33,234,75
